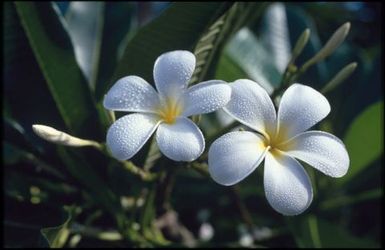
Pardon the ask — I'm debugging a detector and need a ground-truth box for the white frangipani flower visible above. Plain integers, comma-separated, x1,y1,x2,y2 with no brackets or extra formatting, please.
104,50,232,162
208,80,349,215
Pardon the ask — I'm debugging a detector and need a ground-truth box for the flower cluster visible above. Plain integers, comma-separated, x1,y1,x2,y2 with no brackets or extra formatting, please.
104,50,349,215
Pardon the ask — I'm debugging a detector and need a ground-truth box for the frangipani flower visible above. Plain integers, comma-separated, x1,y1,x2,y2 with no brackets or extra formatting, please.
104,50,231,162
208,80,349,215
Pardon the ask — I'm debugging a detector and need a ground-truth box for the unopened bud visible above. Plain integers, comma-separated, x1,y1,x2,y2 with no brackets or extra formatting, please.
302,22,351,71
321,62,357,94
290,28,310,64
32,124,101,148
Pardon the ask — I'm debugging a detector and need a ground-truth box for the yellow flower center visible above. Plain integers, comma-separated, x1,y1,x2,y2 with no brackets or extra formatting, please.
157,97,183,124
262,126,291,157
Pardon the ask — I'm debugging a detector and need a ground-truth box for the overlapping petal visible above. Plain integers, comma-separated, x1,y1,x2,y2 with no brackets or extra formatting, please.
153,50,196,98
156,117,204,161
224,79,276,138
264,151,313,216
281,131,349,178
103,76,160,113
277,84,330,141
182,80,232,117
106,114,160,160
208,131,267,186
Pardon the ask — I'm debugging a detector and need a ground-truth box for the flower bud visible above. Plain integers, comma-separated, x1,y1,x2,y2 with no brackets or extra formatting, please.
302,22,351,71
32,124,100,148
290,28,310,64
321,62,357,94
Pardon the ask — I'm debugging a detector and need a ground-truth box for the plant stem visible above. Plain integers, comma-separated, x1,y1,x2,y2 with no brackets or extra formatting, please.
231,185,255,232
122,161,159,181
189,162,210,177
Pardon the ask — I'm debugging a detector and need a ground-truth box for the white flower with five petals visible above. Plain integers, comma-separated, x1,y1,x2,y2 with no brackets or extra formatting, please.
208,80,349,215
104,50,232,162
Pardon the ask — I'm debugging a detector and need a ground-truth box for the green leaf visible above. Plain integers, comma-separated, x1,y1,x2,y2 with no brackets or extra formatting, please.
285,4,330,87
190,2,268,84
103,2,231,100
66,2,135,95
41,206,76,248
4,2,67,134
56,147,122,217
287,215,379,248
260,2,291,73
14,2,102,139
94,3,136,100
319,188,382,210
3,141,65,180
215,52,249,82
225,27,281,93
65,2,104,87
3,116,42,154
321,62,357,94
338,101,383,185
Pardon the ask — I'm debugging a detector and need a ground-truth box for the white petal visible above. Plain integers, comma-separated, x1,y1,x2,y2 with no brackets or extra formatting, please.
156,117,204,161
106,113,160,160
264,152,313,215
277,84,330,140
183,80,232,117
208,131,267,186
103,76,160,113
282,131,349,178
153,50,196,98
224,79,276,138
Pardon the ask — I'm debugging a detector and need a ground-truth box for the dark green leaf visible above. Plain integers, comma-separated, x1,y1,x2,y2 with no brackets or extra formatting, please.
94,3,136,99
190,3,268,84
260,3,291,74
287,215,379,248
319,188,382,210
56,147,122,217
215,52,249,82
285,4,330,88
65,2,104,86
103,2,231,101
3,141,65,179
66,2,135,96
4,2,66,136
14,2,103,139
337,101,383,185
41,206,76,248
225,27,281,93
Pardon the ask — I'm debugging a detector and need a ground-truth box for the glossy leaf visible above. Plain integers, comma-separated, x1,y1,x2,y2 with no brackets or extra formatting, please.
65,2,104,86
105,2,230,101
56,147,123,217
4,2,66,137
14,2,102,139
94,3,136,100
225,27,281,94
287,215,379,248
41,206,75,248
215,52,249,82
285,4,330,87
66,2,135,96
190,2,267,85
338,101,383,185
3,141,65,180
260,2,291,73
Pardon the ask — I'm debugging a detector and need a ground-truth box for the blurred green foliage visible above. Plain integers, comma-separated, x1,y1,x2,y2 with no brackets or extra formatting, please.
3,2,382,248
